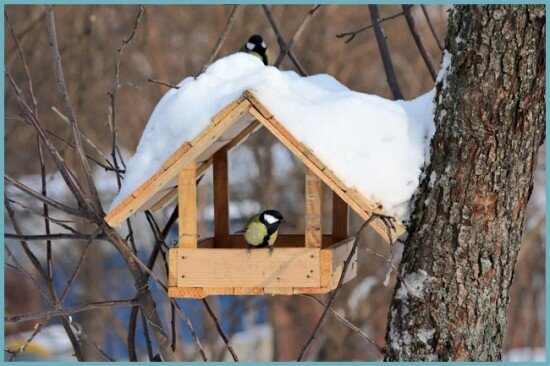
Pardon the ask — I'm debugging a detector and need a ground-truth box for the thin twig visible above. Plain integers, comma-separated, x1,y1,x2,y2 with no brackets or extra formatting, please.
402,5,437,81
274,5,321,67
51,106,111,163
147,78,180,89
421,5,444,51
337,8,409,44
300,294,385,355
202,298,239,361
296,214,383,361
6,299,139,323
7,114,121,172
262,5,307,76
200,5,240,75
5,233,105,241
368,5,404,100
5,174,92,219
4,69,91,210
45,5,103,214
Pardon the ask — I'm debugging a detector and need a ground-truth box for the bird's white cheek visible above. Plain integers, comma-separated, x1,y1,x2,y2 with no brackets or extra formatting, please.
246,42,254,50
264,214,278,224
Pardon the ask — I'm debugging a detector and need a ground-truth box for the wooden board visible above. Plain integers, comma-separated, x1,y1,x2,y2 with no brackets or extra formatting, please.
168,237,357,298
213,147,230,247
305,168,322,248
332,192,348,243
105,99,250,227
175,247,321,288
178,162,197,248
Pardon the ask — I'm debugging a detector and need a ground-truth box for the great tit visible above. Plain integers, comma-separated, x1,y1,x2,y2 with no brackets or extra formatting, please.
240,210,284,254
241,34,269,66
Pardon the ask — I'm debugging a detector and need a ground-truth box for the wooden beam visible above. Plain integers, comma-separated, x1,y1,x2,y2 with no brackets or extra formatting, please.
332,191,348,243
213,147,230,247
105,99,250,227
178,161,197,248
305,168,322,248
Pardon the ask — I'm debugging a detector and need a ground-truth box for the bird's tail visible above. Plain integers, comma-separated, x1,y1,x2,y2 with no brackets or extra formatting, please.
234,229,246,234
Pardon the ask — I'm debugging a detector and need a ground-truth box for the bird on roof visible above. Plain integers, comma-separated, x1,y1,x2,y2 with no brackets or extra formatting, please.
241,34,270,66
238,210,285,254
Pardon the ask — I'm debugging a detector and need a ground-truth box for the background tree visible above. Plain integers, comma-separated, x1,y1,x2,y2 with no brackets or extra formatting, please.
385,5,545,361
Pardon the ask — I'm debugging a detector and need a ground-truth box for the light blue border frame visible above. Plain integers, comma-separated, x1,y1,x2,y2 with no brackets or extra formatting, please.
1,1,547,365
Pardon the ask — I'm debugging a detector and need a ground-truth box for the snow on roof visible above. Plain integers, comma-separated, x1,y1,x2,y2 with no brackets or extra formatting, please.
110,53,435,222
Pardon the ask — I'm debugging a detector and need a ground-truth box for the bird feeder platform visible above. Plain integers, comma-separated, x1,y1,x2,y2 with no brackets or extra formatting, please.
105,90,404,299
168,235,357,298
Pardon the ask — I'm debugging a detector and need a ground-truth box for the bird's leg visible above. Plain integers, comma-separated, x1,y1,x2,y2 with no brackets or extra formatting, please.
247,245,254,254
269,245,274,256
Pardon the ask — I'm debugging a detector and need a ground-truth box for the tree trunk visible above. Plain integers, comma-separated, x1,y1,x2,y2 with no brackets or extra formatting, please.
385,5,545,361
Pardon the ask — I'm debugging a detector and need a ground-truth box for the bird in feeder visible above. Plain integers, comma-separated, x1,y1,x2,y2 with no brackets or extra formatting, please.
239,210,285,254
241,34,269,66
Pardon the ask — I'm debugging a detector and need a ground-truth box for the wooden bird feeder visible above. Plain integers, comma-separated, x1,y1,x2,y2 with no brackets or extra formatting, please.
106,90,404,298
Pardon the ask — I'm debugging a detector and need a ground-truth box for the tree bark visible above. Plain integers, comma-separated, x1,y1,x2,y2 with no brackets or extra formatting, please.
385,5,545,361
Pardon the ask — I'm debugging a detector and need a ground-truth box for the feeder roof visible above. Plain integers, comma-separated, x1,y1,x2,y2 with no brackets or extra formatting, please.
106,54,436,242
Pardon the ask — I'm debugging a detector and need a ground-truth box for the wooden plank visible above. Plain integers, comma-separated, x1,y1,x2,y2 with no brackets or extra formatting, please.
212,96,246,124
213,147,230,248
151,187,178,212
319,249,332,288
247,105,404,243
176,248,320,288
105,100,250,227
168,287,204,298
242,90,273,119
233,287,265,296
332,192,348,243
162,143,192,171
203,287,235,296
305,168,322,248
178,162,197,248
265,287,294,295
168,249,178,287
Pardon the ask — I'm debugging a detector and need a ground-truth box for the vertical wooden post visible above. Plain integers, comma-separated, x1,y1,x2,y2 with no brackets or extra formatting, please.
305,168,322,248
332,192,348,243
213,147,230,248
178,161,197,248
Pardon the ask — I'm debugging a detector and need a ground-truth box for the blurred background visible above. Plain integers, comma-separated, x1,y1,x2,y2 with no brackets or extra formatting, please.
4,4,545,361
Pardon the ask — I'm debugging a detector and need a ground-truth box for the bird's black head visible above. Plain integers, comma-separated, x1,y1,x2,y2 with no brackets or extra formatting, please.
260,210,285,227
243,34,268,65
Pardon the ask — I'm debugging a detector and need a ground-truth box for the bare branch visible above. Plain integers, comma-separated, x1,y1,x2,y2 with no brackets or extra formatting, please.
274,5,321,67
262,5,307,76
202,298,239,361
368,5,404,100
4,69,92,210
45,5,104,214
6,299,139,323
147,78,180,89
200,5,240,74
297,214,382,361
51,106,111,163
5,233,105,241
402,5,437,81
109,5,146,192
337,8,408,44
300,294,385,355
5,174,92,219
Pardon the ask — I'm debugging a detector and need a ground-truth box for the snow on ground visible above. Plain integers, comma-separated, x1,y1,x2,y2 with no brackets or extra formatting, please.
111,53,435,221
504,348,546,362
